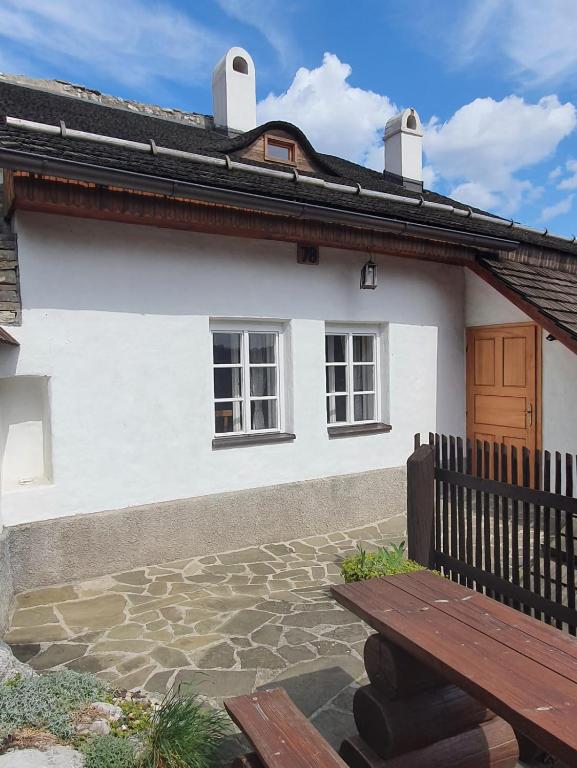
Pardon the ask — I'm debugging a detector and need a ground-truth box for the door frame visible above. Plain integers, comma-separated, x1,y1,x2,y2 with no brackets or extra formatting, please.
466,321,542,452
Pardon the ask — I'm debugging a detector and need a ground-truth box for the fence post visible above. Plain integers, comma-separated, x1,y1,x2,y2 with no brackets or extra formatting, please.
407,444,435,568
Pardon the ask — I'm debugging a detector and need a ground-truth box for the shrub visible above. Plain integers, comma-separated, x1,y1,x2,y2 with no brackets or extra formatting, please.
142,686,229,768
82,734,137,768
110,697,153,738
340,542,424,583
0,670,106,740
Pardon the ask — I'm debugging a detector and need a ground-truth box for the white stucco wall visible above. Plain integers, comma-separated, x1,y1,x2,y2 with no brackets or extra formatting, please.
465,269,577,455
0,213,465,526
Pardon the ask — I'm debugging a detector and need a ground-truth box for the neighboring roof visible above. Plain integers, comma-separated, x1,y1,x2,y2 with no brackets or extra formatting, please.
1,78,577,257
477,257,577,347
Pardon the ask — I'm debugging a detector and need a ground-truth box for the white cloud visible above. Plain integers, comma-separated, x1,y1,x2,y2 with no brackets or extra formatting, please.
446,0,577,88
0,0,227,91
216,0,296,67
424,95,576,213
540,194,574,222
558,159,577,190
257,53,397,168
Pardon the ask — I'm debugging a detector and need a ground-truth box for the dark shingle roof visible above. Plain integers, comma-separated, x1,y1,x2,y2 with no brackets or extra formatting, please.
1,78,577,258
479,258,577,343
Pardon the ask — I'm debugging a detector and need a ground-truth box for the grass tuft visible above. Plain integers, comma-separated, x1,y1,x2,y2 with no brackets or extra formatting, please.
340,541,424,583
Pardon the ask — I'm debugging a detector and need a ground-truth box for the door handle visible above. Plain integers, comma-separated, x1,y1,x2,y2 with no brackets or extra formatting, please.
526,403,533,427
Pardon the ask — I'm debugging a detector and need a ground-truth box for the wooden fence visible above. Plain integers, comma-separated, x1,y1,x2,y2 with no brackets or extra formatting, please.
408,433,577,635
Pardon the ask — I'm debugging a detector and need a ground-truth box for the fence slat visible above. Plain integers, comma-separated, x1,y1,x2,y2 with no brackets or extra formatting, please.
533,448,542,621
466,439,474,589
555,452,563,630
500,443,510,606
543,450,552,625
566,454,575,636
475,440,483,593
522,448,532,616
441,435,449,576
492,442,501,601
483,441,492,597
457,437,466,587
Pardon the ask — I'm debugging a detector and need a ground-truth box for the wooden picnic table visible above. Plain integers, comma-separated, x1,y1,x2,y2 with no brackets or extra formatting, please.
332,570,577,766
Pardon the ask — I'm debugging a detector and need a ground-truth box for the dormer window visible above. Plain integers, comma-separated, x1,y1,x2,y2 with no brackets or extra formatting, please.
265,136,296,165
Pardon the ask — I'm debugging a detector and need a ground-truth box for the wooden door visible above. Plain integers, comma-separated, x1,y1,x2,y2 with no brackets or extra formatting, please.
466,323,541,459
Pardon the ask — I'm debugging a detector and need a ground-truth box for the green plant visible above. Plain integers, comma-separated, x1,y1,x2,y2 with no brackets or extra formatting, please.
142,686,229,768
82,734,137,768
340,541,425,583
0,670,106,740
110,698,153,737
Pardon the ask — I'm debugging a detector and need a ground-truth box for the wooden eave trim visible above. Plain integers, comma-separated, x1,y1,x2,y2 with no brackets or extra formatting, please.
9,173,477,266
468,260,577,357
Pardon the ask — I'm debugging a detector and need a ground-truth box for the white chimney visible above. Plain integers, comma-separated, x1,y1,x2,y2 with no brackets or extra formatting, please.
384,108,423,191
212,47,256,134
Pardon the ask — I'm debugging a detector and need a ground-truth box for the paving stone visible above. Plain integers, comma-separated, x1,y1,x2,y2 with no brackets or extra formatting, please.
66,653,121,674
147,566,177,576
251,624,284,646
298,602,335,612
221,607,277,634
169,634,222,652
322,624,369,643
194,595,259,613
205,564,247,575
289,541,316,555
116,655,151,674
238,647,286,670
175,669,256,699
9,644,41,663
247,563,276,575
5,624,69,644
282,610,358,629
92,639,157,653
145,669,175,695
218,548,270,565
268,580,293,592
198,556,217,565
271,569,310,581
159,606,183,622
155,574,184,583
113,664,157,691
196,642,236,670
146,618,168,631
277,645,315,663
147,581,169,596
231,636,252,649
113,570,150,586
57,594,127,630
261,655,365,717
171,624,197,637
11,606,59,627
327,532,347,543
346,525,381,540
263,543,294,556
226,575,252,586
186,574,227,584
144,629,172,642
29,643,88,669
231,585,268,597
195,618,226,634
131,610,161,624
151,646,190,668
284,628,318,645
311,640,352,657
107,623,143,640
70,631,103,644
16,586,78,608
128,596,187,615
302,536,330,547
249,575,268,585
310,708,356,751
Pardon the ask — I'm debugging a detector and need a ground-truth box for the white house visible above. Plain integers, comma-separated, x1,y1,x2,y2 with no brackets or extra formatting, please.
0,48,576,628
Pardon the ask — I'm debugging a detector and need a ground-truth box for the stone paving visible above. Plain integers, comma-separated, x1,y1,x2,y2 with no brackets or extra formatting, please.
5,518,404,762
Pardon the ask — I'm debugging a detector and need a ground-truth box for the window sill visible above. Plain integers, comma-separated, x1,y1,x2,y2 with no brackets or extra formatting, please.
327,422,392,439
212,432,296,450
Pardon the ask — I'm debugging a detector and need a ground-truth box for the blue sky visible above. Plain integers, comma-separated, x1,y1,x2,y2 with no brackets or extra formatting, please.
2,0,577,235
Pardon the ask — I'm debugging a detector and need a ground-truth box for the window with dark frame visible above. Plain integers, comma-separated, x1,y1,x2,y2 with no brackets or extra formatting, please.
264,136,296,165
213,330,281,435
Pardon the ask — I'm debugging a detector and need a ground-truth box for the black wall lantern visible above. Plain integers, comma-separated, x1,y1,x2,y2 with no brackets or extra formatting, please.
360,256,377,289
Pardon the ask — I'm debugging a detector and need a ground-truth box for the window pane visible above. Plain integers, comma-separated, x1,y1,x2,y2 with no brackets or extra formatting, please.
251,399,278,430
326,335,346,363
326,365,347,393
250,367,276,397
353,335,374,362
214,367,242,399
354,394,375,422
267,141,292,161
213,333,241,365
215,401,243,433
327,394,347,423
249,333,276,364
353,365,374,392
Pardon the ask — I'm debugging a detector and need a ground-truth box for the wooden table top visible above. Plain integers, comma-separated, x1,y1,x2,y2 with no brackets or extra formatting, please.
332,570,577,765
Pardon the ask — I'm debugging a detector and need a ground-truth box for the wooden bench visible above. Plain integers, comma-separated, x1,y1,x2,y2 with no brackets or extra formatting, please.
332,570,577,765
224,687,348,768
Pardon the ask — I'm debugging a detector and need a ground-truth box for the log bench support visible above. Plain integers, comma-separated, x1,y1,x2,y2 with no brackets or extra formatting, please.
339,633,519,768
